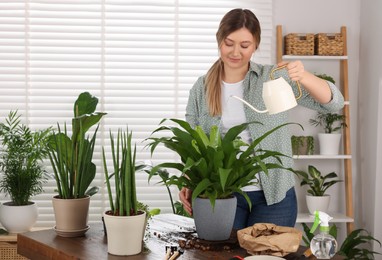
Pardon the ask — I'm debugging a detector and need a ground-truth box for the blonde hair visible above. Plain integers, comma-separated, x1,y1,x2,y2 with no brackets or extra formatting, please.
206,8,261,116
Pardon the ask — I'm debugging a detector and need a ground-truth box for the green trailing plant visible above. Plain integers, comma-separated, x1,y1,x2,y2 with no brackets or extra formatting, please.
301,223,381,260
102,128,146,216
146,118,299,209
291,135,314,155
294,165,342,196
48,92,106,199
309,112,346,134
0,110,52,206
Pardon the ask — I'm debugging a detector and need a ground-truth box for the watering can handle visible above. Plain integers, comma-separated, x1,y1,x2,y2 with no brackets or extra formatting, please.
271,64,302,100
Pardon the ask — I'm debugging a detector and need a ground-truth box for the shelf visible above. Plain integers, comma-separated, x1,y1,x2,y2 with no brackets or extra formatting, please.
282,55,348,60
297,212,354,223
293,155,352,159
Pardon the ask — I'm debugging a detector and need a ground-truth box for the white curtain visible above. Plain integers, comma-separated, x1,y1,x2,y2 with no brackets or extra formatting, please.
0,0,273,227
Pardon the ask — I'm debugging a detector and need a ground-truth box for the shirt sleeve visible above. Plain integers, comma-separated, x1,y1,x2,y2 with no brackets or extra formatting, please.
185,77,203,128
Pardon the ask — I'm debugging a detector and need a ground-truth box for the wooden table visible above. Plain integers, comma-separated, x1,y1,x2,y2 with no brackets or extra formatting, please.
17,214,343,260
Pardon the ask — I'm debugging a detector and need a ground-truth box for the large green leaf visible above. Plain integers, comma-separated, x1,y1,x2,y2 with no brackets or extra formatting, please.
146,118,298,210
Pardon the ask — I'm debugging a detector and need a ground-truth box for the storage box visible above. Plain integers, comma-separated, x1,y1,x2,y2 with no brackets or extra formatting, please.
0,233,28,260
0,241,27,260
284,33,314,55
315,33,344,55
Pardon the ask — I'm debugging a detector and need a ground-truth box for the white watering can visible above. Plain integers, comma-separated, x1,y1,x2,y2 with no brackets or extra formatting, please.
232,64,302,115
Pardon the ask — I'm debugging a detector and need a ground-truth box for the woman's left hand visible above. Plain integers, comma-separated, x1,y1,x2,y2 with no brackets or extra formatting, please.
277,60,306,82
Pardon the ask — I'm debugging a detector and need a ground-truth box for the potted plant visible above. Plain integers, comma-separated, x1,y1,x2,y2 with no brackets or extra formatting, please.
102,128,147,256
301,223,381,260
291,135,315,155
0,110,52,233
294,165,342,215
48,92,106,237
146,118,296,241
309,112,346,155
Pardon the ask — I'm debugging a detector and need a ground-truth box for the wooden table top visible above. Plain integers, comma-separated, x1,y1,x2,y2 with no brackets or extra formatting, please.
16,213,344,260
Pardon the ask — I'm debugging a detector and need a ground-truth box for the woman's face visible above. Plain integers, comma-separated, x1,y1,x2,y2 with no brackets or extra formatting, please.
219,28,257,71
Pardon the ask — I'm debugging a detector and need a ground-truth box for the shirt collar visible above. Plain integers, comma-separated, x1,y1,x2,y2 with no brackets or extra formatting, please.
248,61,261,76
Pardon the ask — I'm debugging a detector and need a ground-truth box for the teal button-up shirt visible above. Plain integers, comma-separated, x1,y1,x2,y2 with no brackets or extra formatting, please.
185,61,344,205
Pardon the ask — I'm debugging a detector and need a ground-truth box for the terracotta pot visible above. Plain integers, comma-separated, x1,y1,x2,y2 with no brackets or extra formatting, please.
52,195,90,237
0,201,38,233
103,211,146,256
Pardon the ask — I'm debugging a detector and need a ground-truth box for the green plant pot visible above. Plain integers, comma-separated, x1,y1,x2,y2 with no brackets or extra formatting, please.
291,136,314,155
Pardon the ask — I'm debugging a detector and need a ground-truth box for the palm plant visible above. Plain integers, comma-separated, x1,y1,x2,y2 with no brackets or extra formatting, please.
309,112,346,134
48,92,106,199
0,110,52,205
146,118,298,209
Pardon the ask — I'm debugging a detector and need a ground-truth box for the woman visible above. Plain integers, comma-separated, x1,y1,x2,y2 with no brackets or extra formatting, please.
180,8,344,229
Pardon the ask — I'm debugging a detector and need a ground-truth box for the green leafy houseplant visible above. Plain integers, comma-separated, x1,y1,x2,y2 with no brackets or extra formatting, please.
301,223,381,260
102,129,146,216
145,167,191,217
48,92,106,199
0,110,52,206
146,118,296,209
309,112,346,134
294,165,342,196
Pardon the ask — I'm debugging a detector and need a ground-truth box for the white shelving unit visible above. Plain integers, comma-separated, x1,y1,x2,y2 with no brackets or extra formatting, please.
276,25,354,233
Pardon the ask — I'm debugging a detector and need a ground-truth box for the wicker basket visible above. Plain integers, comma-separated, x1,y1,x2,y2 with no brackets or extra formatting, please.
284,33,314,55
315,33,344,55
0,241,28,260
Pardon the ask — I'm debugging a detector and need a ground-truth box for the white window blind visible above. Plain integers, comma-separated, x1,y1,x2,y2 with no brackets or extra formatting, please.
0,0,273,227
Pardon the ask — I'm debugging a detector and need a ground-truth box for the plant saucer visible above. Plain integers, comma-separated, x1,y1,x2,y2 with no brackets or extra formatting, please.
53,225,90,237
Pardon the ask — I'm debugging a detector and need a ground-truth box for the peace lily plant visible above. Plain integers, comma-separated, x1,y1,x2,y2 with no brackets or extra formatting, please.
146,118,297,209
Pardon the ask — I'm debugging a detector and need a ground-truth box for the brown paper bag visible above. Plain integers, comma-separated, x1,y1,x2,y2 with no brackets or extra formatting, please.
237,223,302,257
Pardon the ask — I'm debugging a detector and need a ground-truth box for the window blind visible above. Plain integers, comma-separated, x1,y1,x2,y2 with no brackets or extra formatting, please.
0,0,273,227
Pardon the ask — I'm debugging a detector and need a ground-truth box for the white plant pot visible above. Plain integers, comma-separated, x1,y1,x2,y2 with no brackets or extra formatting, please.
306,195,330,215
318,133,342,155
103,211,146,256
0,202,38,233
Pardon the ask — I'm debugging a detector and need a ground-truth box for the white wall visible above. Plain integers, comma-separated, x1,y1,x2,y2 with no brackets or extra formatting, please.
359,0,382,257
274,0,382,255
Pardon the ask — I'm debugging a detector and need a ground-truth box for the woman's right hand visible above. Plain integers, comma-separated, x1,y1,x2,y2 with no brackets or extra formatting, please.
179,187,192,215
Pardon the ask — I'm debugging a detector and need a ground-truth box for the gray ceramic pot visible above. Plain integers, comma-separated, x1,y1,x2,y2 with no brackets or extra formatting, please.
193,196,237,241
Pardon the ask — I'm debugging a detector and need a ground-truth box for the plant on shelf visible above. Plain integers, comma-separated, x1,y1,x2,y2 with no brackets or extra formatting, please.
102,128,149,256
293,165,342,215
309,111,346,155
146,118,298,240
309,112,346,134
294,165,342,196
301,223,381,260
0,110,52,233
48,92,106,237
291,135,314,155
